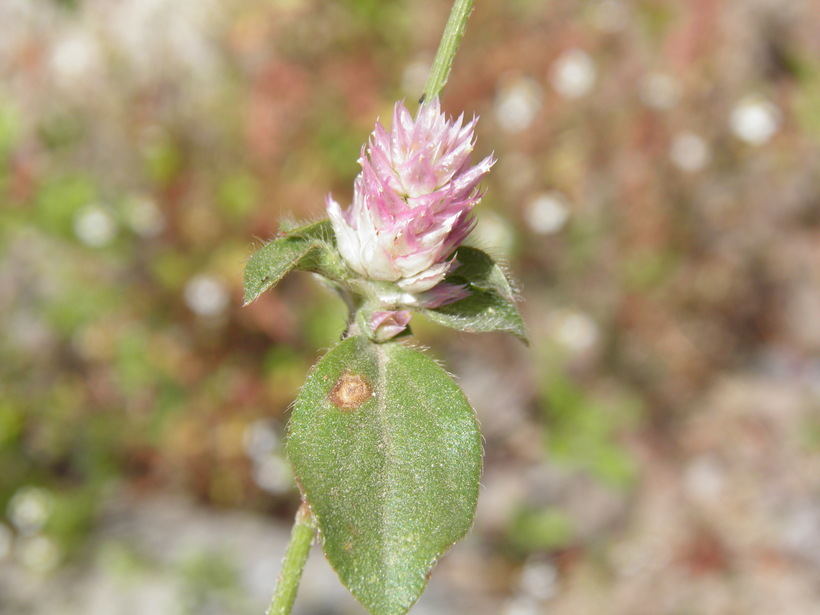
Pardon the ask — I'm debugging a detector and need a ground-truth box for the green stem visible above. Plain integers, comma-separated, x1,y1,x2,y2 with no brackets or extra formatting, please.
422,0,476,101
266,501,316,615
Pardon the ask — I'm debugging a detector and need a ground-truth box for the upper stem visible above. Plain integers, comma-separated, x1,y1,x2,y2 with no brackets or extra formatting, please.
422,0,476,101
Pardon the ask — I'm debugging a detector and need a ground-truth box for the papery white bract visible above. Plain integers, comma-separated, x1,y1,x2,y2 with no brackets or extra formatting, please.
328,98,494,296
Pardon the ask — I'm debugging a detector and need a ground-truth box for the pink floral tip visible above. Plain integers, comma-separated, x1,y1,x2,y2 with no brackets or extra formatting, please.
416,283,470,309
370,310,412,342
328,98,494,294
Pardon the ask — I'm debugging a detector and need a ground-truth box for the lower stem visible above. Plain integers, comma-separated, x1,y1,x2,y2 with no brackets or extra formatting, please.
266,500,316,615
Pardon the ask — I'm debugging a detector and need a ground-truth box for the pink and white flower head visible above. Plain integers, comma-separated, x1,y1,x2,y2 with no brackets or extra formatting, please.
327,99,494,301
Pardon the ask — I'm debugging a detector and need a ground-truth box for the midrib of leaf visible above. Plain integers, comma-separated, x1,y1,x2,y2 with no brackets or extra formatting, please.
376,343,442,608
374,342,400,584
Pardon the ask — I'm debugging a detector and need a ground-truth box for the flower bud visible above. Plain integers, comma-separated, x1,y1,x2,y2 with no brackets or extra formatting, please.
369,310,412,342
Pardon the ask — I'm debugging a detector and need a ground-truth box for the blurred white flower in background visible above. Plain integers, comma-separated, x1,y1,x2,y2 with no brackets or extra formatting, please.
243,420,292,494
495,77,543,134
243,419,280,461
519,555,558,601
126,196,165,237
550,49,596,100
729,97,781,145
639,72,681,110
670,132,711,172
18,535,61,574
184,274,230,317
7,487,53,536
550,309,599,354
252,456,293,495
73,205,117,248
684,455,726,503
50,29,101,86
525,191,571,235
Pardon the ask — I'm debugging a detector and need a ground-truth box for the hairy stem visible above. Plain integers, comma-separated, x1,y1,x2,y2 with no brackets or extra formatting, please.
422,0,476,101
266,501,316,615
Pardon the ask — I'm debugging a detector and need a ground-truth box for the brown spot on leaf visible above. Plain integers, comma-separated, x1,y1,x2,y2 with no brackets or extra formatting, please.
329,370,372,411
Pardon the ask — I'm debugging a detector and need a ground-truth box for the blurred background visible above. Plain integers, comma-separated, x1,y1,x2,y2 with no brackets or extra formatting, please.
1,0,819,613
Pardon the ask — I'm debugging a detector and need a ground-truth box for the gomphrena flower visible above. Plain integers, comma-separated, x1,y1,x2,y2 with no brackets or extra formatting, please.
327,99,494,302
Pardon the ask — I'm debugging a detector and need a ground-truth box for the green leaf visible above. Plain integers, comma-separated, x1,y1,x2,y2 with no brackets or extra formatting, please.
288,335,482,615
421,288,527,341
420,247,527,341
243,220,348,305
452,245,517,300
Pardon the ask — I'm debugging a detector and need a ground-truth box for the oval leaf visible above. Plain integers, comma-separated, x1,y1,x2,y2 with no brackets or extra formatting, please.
287,335,482,615
243,220,348,305
420,246,528,342
421,288,528,342
452,245,517,300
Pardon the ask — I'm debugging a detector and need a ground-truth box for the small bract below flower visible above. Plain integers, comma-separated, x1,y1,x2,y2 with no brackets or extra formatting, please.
369,310,412,342
327,98,494,303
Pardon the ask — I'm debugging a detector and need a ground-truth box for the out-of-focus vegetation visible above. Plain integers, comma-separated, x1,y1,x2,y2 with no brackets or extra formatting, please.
1,0,819,613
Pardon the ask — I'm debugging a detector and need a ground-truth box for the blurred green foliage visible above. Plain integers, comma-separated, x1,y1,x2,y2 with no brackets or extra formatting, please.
538,341,643,490
507,507,574,553
176,551,255,615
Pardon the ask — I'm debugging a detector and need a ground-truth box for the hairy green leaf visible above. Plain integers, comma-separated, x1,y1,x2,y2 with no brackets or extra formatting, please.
452,245,517,300
422,246,527,342
421,287,527,341
288,335,482,615
243,220,348,305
